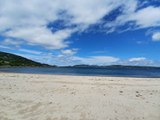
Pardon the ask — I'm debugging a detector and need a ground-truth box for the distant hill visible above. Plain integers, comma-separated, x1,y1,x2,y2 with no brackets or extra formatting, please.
0,51,52,67
64,64,160,69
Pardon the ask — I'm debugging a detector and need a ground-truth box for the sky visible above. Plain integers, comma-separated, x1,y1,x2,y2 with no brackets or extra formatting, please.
0,0,160,66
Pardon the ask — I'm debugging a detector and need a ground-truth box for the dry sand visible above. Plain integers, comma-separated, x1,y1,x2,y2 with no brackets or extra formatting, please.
0,73,160,120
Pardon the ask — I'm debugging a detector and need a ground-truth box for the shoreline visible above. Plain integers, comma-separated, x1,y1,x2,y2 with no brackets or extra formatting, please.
0,71,160,78
0,73,160,120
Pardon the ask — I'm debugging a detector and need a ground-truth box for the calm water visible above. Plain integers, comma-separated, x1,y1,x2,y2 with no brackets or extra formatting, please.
0,67,160,78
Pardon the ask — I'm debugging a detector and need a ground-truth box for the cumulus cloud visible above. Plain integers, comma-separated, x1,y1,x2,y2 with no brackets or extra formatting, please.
152,32,160,41
1,0,160,49
128,6,160,28
0,0,139,49
106,6,160,30
4,27,74,49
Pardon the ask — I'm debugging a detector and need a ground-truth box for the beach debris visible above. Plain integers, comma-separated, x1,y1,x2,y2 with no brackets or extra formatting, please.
119,91,123,93
136,94,142,97
49,102,52,104
136,91,139,93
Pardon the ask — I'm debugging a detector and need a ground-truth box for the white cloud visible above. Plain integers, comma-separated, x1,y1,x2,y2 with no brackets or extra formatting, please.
128,6,160,28
63,0,129,27
119,57,154,66
4,27,74,49
107,6,160,30
26,54,119,66
0,1,159,39
0,0,139,49
61,49,77,56
152,32,160,41
129,57,146,62
0,45,12,50
3,38,22,46
72,56,120,65
18,49,42,55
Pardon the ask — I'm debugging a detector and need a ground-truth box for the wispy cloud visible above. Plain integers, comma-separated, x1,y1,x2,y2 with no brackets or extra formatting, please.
0,45,12,50
72,56,120,65
152,32,160,41
129,57,146,62
18,49,42,55
118,57,154,66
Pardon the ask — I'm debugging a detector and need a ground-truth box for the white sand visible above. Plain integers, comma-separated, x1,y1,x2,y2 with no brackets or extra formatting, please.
0,73,160,120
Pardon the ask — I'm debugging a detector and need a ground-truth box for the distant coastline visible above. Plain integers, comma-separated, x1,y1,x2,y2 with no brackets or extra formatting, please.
62,64,160,69
1,51,160,69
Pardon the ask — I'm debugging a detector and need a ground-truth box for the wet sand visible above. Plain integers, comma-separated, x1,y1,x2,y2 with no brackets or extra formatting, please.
0,73,160,120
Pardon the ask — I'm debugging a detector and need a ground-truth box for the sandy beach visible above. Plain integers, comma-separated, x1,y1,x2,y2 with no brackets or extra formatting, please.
0,73,160,120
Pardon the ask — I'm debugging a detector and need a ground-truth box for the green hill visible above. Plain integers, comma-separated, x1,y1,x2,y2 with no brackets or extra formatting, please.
0,51,51,67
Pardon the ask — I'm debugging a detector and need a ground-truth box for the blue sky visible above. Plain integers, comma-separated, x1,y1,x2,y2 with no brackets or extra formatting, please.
0,0,160,66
